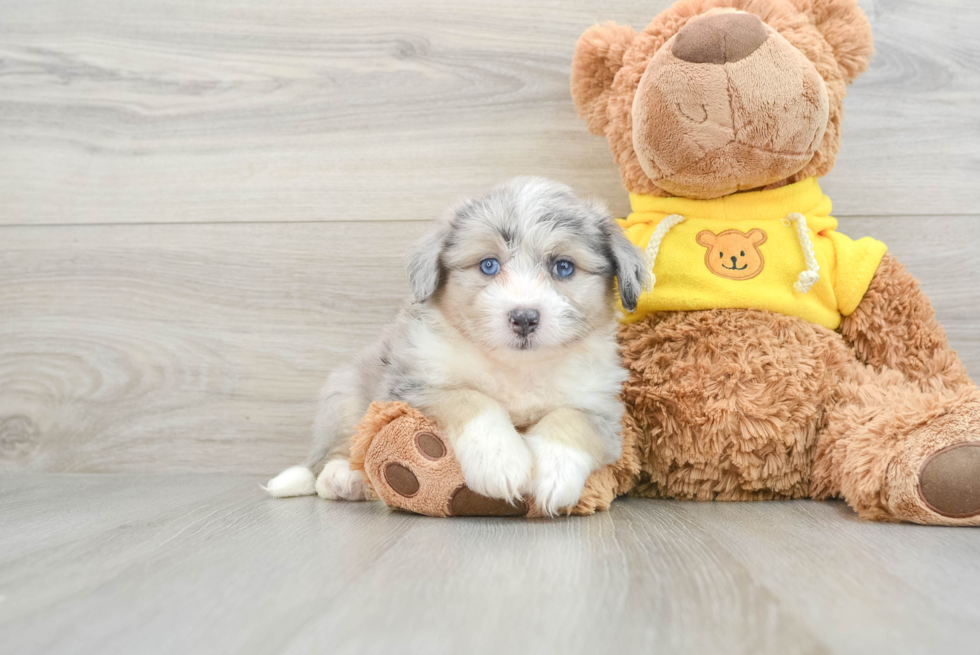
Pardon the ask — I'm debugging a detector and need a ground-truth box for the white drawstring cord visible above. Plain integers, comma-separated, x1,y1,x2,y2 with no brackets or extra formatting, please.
643,214,686,291
783,212,820,293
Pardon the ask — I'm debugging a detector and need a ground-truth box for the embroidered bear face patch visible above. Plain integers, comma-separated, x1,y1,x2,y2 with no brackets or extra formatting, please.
696,229,767,280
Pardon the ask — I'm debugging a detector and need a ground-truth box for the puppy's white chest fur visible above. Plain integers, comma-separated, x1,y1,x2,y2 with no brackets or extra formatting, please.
411,319,625,429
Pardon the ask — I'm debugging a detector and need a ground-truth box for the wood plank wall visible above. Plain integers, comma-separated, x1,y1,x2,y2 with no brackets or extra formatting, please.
2,0,979,474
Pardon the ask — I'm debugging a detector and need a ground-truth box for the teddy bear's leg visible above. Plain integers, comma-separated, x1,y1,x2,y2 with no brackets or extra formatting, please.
812,362,980,525
840,254,972,391
823,253,980,524
349,402,532,517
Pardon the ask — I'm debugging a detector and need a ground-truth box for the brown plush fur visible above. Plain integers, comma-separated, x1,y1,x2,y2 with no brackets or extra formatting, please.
629,10,832,197
619,308,852,501
571,0,873,198
840,255,973,392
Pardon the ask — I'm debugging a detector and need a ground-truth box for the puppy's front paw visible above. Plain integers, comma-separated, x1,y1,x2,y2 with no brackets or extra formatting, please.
454,413,533,503
315,458,370,501
527,437,594,517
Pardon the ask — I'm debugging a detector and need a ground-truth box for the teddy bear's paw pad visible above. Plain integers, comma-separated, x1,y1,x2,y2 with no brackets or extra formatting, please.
363,424,468,517
449,485,528,517
919,442,980,519
384,463,420,498
415,432,446,460
379,431,449,499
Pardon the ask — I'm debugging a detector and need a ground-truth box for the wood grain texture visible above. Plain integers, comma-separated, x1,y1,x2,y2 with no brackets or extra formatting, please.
0,221,424,473
1,474,979,655
0,217,977,474
1,0,980,225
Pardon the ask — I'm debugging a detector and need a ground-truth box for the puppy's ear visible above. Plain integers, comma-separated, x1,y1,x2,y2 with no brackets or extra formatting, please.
610,229,648,313
592,201,647,313
405,219,451,303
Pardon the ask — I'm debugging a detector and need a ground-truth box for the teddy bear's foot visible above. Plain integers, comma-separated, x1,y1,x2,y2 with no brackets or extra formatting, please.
349,401,536,517
883,397,980,526
917,442,980,520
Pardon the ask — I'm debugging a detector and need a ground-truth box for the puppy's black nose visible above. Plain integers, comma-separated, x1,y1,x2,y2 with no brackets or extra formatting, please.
509,309,540,337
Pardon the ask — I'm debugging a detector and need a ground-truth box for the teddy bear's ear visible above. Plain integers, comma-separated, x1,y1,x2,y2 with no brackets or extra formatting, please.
696,231,717,248
571,21,638,136
804,0,875,82
748,229,768,246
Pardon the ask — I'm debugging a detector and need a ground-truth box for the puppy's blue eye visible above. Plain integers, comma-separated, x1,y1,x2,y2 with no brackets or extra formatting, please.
553,260,575,278
480,258,500,276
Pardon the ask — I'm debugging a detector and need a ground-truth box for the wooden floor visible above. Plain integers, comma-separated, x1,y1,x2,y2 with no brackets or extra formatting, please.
1,474,978,655
3,0,980,652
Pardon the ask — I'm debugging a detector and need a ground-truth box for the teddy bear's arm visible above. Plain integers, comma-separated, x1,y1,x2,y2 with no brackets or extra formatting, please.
839,254,971,390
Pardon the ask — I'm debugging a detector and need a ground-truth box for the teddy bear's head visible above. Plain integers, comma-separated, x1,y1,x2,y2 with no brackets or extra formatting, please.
571,0,874,200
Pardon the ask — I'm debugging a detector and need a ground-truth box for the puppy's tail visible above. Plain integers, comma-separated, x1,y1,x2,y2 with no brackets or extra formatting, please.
262,465,316,498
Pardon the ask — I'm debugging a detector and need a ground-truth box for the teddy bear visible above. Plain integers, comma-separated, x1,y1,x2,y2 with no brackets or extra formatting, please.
350,0,980,525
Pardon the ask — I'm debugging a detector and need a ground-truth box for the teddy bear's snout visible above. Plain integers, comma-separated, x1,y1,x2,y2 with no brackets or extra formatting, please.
629,9,831,199
672,12,769,65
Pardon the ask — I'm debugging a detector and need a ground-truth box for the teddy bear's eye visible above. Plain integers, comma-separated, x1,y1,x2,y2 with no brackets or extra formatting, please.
719,252,724,258
740,251,745,257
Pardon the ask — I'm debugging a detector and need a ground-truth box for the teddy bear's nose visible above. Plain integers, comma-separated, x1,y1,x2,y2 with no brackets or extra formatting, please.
672,12,769,65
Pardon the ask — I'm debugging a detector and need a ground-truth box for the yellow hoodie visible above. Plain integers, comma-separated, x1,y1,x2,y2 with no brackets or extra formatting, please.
619,177,887,330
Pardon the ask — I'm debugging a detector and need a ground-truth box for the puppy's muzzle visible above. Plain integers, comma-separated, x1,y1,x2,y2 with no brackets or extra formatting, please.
509,308,540,338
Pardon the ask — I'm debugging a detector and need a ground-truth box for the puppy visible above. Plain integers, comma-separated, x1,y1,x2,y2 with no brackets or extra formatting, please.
266,177,646,515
